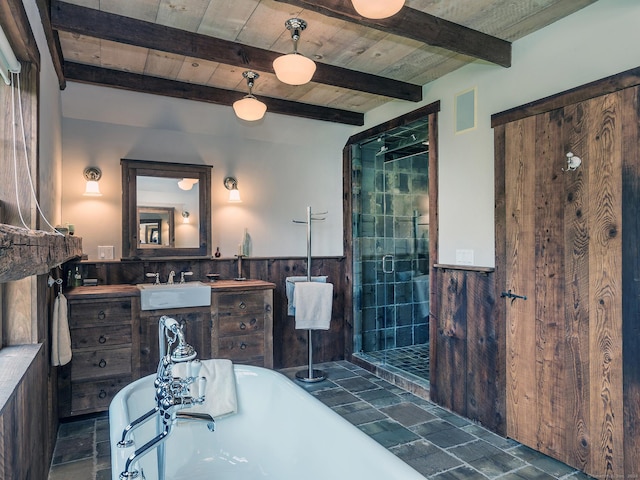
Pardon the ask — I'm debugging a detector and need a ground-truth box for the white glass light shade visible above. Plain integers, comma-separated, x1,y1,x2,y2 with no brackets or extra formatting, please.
273,53,316,85
351,0,405,19
178,178,198,190
228,188,242,203
233,95,267,121
83,180,102,196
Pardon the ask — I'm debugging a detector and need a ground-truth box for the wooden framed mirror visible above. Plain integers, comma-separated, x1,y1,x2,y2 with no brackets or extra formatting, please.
121,159,212,258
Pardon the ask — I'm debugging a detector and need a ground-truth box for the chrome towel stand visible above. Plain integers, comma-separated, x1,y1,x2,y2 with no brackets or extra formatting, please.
293,206,327,383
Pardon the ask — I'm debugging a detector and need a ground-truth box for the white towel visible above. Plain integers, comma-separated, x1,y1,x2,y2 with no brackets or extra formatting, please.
174,359,237,419
285,276,327,316
51,293,72,366
294,282,333,330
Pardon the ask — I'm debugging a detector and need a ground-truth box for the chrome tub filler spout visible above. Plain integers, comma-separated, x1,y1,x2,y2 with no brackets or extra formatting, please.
117,315,214,480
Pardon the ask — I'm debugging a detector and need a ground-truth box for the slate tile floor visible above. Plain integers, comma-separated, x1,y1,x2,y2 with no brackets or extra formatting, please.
49,360,590,480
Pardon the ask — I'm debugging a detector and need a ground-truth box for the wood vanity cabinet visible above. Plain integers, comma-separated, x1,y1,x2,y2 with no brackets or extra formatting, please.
210,280,275,368
59,280,275,417
138,305,211,377
58,286,139,418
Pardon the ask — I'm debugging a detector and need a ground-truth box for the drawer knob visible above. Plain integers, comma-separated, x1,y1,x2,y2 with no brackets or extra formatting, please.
97,310,106,320
98,390,107,399
240,343,247,350
238,301,246,310
98,359,107,368
98,335,107,344
239,322,246,330
250,318,257,326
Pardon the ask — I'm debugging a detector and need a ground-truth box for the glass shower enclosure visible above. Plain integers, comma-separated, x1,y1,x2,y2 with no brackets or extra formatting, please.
351,118,430,381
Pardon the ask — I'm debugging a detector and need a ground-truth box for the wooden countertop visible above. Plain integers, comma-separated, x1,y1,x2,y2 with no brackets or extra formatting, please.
65,279,275,299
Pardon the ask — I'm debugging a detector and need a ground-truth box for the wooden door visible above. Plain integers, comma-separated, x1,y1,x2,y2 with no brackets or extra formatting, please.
500,88,638,478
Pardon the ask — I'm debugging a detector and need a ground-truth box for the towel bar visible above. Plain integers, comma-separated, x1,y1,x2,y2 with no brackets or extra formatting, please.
293,206,327,383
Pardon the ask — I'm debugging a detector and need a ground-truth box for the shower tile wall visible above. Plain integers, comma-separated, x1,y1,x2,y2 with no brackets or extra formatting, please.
353,144,430,355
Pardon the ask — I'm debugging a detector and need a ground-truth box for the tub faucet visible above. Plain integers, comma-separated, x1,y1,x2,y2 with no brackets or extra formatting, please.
167,271,176,285
118,316,210,480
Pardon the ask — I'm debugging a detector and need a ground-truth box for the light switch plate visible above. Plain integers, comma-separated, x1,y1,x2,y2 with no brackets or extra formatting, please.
98,246,115,260
455,249,474,266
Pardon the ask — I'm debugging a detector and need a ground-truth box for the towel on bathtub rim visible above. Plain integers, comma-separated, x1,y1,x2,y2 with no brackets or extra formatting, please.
294,281,333,330
173,358,237,419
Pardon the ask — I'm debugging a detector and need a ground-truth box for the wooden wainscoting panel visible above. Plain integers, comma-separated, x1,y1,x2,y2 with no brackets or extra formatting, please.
430,266,503,434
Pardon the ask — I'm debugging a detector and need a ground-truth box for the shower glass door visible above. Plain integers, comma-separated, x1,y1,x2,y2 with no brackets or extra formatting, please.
352,118,430,372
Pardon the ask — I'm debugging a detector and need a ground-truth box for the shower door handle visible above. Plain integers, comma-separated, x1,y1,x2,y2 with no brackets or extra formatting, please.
382,254,395,274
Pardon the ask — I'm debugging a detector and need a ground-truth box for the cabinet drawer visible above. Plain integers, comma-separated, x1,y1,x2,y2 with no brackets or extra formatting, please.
217,292,265,315
217,334,264,362
71,376,131,414
218,314,264,337
71,324,131,349
71,346,132,381
69,300,132,327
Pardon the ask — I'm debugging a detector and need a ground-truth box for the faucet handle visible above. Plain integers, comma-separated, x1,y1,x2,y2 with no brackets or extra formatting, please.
146,272,160,284
180,271,193,283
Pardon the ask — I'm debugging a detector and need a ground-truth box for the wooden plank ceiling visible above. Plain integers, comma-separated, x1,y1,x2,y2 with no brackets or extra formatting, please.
47,0,597,125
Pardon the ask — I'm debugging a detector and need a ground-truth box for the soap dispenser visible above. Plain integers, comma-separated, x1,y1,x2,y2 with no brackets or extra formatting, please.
72,266,83,287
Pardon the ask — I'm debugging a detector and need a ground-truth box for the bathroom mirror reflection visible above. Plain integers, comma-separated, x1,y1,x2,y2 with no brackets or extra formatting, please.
122,159,212,259
138,206,175,248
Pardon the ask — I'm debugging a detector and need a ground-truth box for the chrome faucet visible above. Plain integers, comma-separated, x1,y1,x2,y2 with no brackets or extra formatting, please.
117,316,213,480
180,271,193,284
167,271,176,285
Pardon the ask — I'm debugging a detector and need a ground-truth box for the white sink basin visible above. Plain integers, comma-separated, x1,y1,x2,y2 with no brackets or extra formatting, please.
137,282,211,311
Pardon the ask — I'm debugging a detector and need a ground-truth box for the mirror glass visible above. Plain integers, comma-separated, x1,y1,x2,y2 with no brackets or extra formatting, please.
122,160,212,258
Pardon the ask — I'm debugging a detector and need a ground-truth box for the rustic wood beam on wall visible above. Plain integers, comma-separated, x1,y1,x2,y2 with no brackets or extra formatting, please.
0,224,82,283
50,0,422,102
274,0,512,67
64,61,365,125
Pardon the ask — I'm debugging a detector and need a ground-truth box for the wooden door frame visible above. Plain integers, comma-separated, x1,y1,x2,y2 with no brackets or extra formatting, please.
341,101,441,361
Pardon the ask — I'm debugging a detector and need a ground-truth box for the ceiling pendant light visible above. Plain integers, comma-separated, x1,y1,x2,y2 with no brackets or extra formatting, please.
232,71,267,122
272,18,316,86
351,0,405,19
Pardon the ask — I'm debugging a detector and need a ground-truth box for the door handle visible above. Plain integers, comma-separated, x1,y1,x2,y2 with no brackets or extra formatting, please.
382,254,394,274
501,290,527,302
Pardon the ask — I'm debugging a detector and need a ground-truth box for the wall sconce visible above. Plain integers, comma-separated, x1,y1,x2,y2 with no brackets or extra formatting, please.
182,211,190,224
224,176,242,203
178,178,199,190
233,71,267,121
272,18,316,86
351,0,405,19
83,166,102,196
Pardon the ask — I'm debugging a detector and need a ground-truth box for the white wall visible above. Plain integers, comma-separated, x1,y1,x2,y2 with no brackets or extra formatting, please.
22,0,63,227
362,0,640,267
61,88,352,260
61,0,640,264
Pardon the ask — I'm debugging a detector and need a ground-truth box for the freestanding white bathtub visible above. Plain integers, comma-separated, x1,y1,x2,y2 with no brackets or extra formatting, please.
110,364,424,480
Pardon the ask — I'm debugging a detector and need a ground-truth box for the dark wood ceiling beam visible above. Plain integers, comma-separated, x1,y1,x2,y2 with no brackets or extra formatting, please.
50,0,422,102
0,0,40,68
35,0,66,89
274,0,512,68
63,62,364,126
